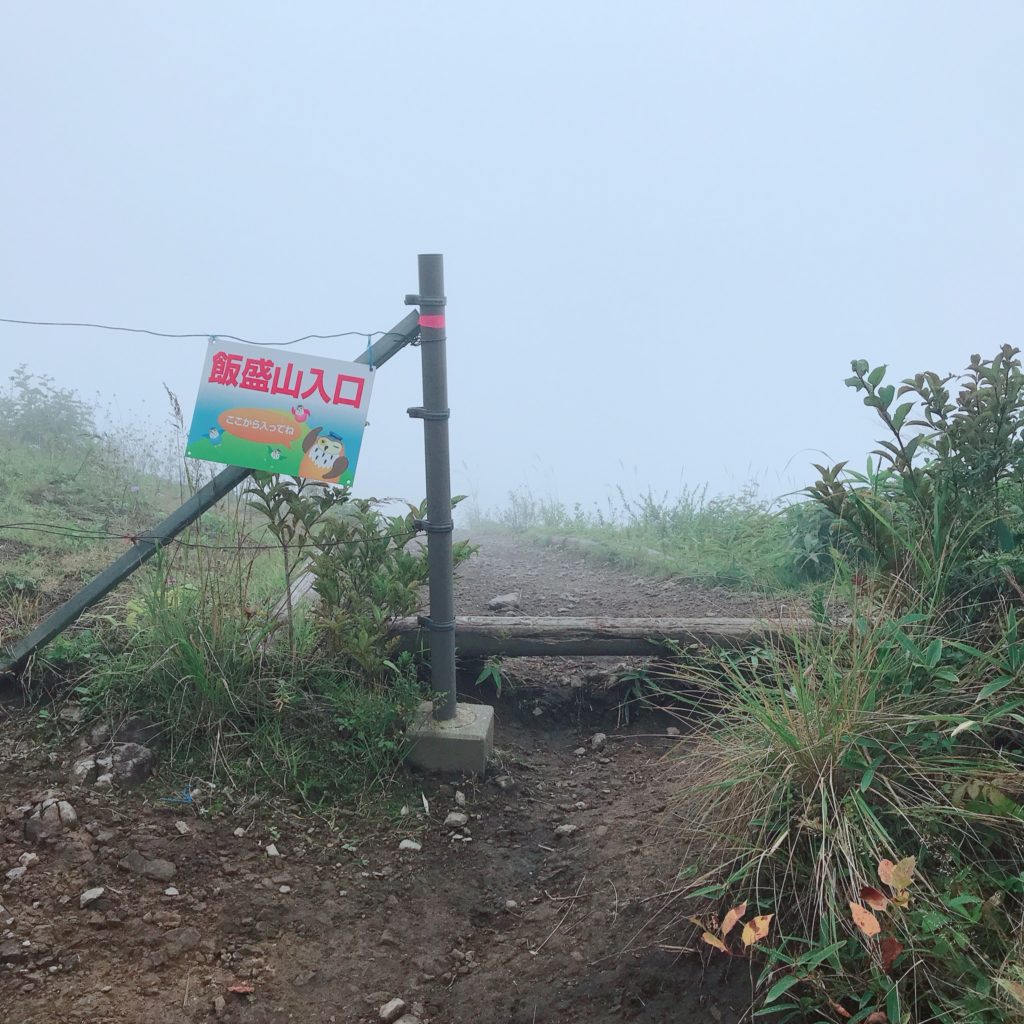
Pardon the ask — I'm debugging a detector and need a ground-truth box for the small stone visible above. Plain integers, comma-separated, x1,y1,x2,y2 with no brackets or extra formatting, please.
233,827,246,838
5,866,27,881
591,732,607,751
494,776,513,790
164,887,179,897
174,820,191,836
504,899,518,910
18,852,39,868
379,998,407,1022
443,812,468,829
144,859,177,882
110,742,156,787
163,926,201,957
213,994,227,1017
80,887,105,909
574,747,586,756
398,840,422,852
666,726,681,738
70,756,98,786
94,774,114,790
279,885,292,894
532,706,544,717
265,843,280,857
555,824,579,838
487,591,520,612
379,929,398,947
454,790,466,807
394,1015,421,1024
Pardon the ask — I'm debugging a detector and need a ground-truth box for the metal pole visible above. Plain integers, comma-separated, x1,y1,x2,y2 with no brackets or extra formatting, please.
1,310,423,678
406,254,457,720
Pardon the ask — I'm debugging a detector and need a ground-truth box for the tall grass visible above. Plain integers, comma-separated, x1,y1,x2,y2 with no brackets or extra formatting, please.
471,483,818,590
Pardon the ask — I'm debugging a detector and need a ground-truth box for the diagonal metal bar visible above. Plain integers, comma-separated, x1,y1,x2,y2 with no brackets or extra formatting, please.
1,310,421,677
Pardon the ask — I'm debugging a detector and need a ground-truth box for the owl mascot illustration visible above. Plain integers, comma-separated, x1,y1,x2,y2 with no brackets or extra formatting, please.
298,427,349,482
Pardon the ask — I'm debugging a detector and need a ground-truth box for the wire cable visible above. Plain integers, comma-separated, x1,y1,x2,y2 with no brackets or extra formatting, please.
0,317,404,348
0,520,421,553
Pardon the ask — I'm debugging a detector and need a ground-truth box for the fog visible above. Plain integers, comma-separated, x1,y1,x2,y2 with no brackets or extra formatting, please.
1,3,1022,513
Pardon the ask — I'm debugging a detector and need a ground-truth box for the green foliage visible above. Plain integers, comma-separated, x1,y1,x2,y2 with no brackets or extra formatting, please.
475,483,816,590
670,348,1024,1023
671,605,1024,1022
80,480,474,805
810,347,1024,619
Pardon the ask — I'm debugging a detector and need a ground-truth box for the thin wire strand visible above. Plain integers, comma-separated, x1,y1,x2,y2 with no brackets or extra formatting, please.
0,317,402,348
0,521,420,553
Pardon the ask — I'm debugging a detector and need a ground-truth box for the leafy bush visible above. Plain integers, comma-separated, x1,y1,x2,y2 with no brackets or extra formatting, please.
667,349,1024,1023
80,477,473,805
810,347,1024,621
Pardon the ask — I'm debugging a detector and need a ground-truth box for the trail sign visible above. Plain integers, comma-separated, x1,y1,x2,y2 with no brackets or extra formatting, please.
185,340,374,485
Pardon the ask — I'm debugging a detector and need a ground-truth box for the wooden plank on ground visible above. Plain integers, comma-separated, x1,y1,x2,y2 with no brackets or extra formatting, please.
388,615,818,658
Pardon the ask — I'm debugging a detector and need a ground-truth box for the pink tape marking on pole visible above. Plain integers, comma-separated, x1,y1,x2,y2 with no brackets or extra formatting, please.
419,313,446,329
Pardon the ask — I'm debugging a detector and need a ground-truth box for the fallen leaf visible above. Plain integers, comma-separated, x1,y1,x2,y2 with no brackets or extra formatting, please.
721,902,747,938
228,981,254,994
860,886,889,911
741,914,773,947
880,936,904,974
850,901,881,938
865,1013,888,1023
421,792,430,815
890,888,911,909
890,856,916,891
701,931,729,954
828,1000,852,1019
878,859,895,886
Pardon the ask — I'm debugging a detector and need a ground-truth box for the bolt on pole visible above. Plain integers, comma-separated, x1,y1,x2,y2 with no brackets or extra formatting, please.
406,254,458,720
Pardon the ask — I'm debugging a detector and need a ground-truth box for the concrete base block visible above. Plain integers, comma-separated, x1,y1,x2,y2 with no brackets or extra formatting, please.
406,701,494,775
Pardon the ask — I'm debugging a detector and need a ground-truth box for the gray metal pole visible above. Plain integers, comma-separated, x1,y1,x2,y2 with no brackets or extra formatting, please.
406,254,458,720
1,310,422,678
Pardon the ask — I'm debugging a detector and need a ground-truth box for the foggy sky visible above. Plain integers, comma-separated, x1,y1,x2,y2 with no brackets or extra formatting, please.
2,3,1022,513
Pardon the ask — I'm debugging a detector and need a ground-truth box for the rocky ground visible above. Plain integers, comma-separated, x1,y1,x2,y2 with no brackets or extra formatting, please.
0,531,777,1024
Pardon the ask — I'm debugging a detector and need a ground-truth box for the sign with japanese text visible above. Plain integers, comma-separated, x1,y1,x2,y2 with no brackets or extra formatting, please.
186,340,374,485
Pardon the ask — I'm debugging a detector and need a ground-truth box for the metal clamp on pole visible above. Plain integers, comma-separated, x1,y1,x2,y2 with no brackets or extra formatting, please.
404,294,447,306
407,406,450,421
417,614,457,633
414,518,454,535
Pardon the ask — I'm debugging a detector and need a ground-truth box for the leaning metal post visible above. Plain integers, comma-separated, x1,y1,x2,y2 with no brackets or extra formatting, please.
0,310,422,678
406,254,458,721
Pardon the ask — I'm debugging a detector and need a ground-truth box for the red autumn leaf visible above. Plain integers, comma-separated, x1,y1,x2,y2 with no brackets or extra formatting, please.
741,914,773,947
880,936,904,974
849,901,881,937
228,982,254,994
860,886,889,911
828,1000,853,1019
721,902,747,938
701,931,729,954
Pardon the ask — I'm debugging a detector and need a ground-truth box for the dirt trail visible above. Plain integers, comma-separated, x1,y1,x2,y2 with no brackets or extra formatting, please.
1,532,756,1024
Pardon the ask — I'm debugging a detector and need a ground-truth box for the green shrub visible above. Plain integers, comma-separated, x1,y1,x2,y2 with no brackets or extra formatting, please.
79,477,474,805
810,347,1024,621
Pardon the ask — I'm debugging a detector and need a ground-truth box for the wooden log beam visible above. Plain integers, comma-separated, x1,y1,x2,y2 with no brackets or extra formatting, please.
389,615,818,658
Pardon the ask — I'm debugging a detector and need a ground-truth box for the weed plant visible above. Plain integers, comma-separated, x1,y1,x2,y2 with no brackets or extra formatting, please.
670,349,1024,1023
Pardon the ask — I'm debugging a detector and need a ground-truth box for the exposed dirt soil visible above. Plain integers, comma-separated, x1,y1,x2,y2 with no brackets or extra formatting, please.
0,531,766,1024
